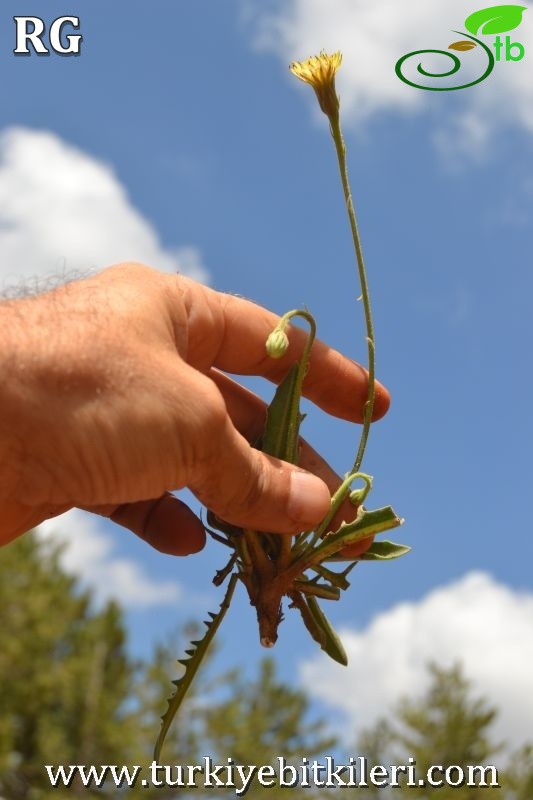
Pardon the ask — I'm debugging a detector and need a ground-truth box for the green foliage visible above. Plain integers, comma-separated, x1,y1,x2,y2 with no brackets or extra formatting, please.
154,573,238,762
0,532,337,799
0,532,139,798
204,657,336,763
4,531,532,800
503,744,533,800
394,663,500,770
358,540,411,560
201,657,337,798
357,663,531,798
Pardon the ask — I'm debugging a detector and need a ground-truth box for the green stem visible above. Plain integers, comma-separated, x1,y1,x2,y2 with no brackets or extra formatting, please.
328,113,375,473
292,471,372,560
277,309,316,385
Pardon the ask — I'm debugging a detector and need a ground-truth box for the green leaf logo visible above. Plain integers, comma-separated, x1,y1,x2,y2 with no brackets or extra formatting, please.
465,4,527,36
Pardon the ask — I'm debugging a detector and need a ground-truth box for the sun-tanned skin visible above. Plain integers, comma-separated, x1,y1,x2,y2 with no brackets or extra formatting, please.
0,262,389,556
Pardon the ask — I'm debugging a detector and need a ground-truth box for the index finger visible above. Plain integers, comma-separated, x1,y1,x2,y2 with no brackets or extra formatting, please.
178,277,390,423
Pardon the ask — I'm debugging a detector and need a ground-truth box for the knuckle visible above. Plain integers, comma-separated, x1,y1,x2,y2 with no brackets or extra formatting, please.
233,453,269,515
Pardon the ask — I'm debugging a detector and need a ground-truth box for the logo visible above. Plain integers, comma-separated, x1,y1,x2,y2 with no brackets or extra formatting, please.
13,16,83,56
395,4,527,90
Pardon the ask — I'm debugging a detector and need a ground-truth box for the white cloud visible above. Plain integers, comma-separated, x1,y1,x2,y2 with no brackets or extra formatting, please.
36,509,182,609
248,0,533,157
0,126,209,293
0,128,209,609
300,572,533,750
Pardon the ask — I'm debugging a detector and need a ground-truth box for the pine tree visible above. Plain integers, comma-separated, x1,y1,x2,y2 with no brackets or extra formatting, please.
0,532,339,799
11,532,529,800
131,644,340,799
357,663,506,798
504,744,533,800
200,657,337,798
0,532,139,798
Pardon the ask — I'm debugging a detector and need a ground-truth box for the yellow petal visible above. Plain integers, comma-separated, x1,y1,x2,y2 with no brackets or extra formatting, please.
289,50,342,118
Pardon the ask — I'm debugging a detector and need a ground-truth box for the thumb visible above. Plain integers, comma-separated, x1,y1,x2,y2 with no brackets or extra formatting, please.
188,416,331,535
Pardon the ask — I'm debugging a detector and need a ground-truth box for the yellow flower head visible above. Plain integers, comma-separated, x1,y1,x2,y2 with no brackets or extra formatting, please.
289,50,342,118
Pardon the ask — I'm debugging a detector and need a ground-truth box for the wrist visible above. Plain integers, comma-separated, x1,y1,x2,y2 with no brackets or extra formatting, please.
0,291,86,512
0,297,35,529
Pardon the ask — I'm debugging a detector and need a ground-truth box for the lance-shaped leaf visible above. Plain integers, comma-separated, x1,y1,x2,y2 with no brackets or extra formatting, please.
291,591,348,665
262,362,304,464
261,353,309,566
357,540,411,561
465,5,527,35
300,506,403,565
154,573,238,761
293,577,341,601
306,595,348,665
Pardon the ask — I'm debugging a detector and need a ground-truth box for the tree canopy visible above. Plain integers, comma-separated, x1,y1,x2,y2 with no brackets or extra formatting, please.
1,531,531,798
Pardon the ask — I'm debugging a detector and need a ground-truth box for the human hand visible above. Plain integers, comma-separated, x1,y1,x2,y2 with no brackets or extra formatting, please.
0,263,389,555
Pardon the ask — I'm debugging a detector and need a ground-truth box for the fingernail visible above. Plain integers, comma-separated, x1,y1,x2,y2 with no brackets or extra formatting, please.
288,471,330,528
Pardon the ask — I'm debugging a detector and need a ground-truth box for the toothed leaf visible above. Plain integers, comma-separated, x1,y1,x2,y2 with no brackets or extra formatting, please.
154,573,238,761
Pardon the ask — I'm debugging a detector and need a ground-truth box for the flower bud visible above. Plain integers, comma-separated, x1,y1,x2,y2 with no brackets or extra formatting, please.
265,329,289,359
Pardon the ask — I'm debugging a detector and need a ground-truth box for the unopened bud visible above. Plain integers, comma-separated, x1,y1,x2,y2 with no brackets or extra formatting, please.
265,329,289,359
349,488,367,506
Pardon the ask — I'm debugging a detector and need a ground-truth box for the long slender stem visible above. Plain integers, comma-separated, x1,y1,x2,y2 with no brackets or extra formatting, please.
328,113,375,473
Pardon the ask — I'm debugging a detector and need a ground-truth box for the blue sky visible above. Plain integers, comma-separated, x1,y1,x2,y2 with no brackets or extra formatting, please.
2,0,533,751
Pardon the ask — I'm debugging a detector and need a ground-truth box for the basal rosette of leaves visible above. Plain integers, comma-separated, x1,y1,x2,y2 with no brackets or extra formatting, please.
154,51,408,761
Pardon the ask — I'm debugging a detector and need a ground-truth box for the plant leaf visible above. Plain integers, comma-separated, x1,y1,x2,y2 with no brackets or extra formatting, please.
449,40,477,51
293,578,341,601
310,561,352,591
358,540,411,561
154,573,238,761
296,593,348,665
262,362,303,464
306,595,348,665
464,5,526,35
308,505,404,564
